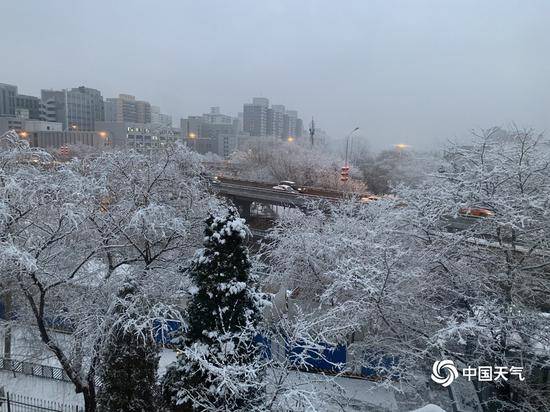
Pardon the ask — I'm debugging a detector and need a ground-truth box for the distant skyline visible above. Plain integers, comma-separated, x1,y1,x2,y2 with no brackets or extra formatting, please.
2,0,549,150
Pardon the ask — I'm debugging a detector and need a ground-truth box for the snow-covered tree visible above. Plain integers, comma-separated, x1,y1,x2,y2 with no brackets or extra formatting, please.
357,147,438,194
97,275,160,411
0,138,210,412
264,128,550,410
404,127,550,410
163,208,267,411
229,138,367,192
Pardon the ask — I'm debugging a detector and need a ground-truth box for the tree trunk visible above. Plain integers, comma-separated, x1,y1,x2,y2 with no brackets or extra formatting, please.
2,292,11,359
83,389,96,412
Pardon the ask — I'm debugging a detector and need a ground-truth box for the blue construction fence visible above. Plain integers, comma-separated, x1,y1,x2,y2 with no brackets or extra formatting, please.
1,298,399,380
154,319,400,380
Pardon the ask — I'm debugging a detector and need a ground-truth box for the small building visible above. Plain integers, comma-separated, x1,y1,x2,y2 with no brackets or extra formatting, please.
0,116,24,133
27,130,110,149
95,121,179,151
23,120,63,132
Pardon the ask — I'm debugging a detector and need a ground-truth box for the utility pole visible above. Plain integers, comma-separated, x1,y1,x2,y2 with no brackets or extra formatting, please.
64,89,69,131
341,127,359,182
308,117,315,147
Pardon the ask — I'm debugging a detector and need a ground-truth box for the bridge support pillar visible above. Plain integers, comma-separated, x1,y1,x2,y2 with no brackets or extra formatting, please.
234,199,252,220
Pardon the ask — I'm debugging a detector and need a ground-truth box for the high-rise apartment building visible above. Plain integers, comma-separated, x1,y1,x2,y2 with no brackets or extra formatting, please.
136,100,151,123
1,83,45,121
282,110,303,139
267,104,285,137
203,107,233,125
0,83,17,117
243,97,269,137
181,116,203,139
295,117,303,138
282,110,297,140
237,112,244,133
15,94,41,120
151,105,173,126
151,105,160,123
243,97,303,140
104,94,151,124
181,107,239,157
252,97,269,107
41,86,104,131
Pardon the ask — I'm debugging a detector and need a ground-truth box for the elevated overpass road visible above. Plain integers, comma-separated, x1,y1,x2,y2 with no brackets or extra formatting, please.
212,177,345,206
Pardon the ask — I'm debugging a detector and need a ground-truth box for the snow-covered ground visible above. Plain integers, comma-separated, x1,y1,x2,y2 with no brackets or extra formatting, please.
0,370,84,406
410,405,447,412
274,371,400,411
0,352,401,411
0,346,180,408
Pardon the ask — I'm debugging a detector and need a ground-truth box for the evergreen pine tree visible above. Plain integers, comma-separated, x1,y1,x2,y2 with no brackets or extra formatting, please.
97,276,160,412
162,208,265,411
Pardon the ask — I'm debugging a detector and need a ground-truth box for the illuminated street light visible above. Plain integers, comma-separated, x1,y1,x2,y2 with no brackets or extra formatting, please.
394,143,410,160
394,143,410,150
70,124,78,130
187,132,198,152
19,131,29,138
287,136,295,143
98,131,108,139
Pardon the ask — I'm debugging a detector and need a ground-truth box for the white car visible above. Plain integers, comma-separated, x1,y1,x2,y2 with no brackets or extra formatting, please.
272,184,296,193
278,181,304,192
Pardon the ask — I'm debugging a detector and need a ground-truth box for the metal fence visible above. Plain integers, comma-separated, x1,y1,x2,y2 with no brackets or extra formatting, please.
0,392,82,412
0,359,71,384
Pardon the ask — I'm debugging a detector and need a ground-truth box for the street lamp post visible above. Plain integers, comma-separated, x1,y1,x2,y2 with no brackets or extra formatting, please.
341,127,359,183
344,127,359,167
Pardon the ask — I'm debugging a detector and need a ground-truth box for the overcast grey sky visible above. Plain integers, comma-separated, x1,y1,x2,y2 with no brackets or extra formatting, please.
2,0,549,149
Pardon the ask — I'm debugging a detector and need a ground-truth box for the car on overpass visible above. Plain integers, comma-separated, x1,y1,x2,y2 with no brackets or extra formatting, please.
275,181,304,192
272,184,298,193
